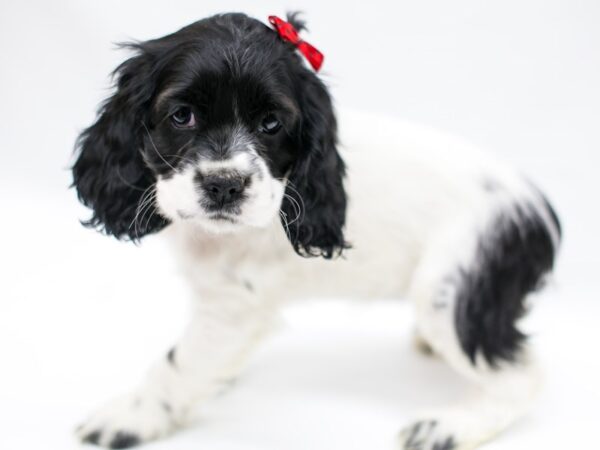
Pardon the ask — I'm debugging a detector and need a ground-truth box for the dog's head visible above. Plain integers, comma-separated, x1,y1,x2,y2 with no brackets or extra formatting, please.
73,13,347,258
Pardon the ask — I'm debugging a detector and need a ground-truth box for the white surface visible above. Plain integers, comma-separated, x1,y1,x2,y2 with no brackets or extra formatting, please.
1,1,599,449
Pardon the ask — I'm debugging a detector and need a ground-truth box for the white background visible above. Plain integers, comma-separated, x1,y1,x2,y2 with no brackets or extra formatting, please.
0,1,599,449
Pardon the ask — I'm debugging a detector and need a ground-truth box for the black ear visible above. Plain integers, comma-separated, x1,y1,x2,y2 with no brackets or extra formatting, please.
281,71,348,259
72,46,169,240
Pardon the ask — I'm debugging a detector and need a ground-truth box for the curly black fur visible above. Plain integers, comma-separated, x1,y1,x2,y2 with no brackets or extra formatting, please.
286,11,308,32
455,198,560,366
72,48,170,240
281,71,348,259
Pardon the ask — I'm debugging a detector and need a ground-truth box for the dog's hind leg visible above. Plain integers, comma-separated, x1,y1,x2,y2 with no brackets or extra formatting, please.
400,193,560,450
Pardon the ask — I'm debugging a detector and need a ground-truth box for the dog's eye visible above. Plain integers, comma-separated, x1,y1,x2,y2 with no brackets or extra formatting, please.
259,114,282,135
171,107,196,128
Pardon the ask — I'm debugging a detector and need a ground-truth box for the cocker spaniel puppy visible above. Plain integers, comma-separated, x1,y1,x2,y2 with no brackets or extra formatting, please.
72,12,560,450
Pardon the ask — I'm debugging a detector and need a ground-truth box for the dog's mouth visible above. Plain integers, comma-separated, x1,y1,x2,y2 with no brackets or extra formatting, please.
176,209,239,224
208,213,238,223
204,202,243,222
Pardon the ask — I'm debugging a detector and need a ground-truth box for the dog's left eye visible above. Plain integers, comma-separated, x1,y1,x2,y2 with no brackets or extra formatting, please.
171,107,196,128
259,114,282,135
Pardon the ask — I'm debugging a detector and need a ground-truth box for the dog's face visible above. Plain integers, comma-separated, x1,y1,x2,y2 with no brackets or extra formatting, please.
73,13,347,258
149,55,301,235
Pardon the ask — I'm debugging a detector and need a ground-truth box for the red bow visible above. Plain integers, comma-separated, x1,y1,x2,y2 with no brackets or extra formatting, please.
268,15,324,71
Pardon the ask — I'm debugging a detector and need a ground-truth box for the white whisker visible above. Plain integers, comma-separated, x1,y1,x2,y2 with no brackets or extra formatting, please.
129,186,157,238
279,210,291,240
138,191,158,237
141,121,177,172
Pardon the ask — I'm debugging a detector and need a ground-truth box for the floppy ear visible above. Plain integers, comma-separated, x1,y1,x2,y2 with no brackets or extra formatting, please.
72,47,169,240
281,71,348,259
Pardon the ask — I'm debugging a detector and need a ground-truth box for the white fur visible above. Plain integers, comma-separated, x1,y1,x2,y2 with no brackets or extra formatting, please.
78,109,556,449
156,145,285,234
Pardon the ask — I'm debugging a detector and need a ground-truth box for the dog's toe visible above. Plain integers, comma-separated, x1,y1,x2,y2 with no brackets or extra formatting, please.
399,420,459,450
77,393,175,448
82,430,102,445
108,431,141,449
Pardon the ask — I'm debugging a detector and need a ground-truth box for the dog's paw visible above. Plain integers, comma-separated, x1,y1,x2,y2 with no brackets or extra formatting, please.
399,419,466,450
76,394,176,448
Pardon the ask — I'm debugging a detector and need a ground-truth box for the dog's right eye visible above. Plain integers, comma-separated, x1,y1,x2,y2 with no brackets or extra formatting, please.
259,114,282,135
171,107,196,129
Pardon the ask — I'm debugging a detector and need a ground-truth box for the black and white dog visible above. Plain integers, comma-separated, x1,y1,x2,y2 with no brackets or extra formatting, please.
72,12,560,450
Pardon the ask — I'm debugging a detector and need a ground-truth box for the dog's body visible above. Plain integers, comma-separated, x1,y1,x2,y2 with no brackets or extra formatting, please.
73,13,560,450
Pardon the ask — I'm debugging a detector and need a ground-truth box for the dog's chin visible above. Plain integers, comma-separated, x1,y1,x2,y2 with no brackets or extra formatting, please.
178,208,279,235
192,213,246,234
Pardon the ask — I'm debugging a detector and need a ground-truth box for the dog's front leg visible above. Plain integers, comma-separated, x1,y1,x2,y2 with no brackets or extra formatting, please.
77,289,274,449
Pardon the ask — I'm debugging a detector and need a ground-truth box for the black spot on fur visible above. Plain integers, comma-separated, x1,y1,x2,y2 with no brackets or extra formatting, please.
404,422,422,448
433,437,456,450
109,431,140,449
401,420,455,450
403,420,438,450
455,198,560,365
167,347,176,366
82,430,101,445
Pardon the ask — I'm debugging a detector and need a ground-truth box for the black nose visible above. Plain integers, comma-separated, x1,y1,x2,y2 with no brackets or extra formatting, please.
203,176,247,206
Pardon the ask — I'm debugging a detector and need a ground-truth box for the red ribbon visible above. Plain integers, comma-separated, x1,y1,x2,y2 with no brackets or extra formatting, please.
268,15,324,71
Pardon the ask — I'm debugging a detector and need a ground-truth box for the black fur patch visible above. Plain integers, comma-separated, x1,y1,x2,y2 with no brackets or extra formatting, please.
109,431,140,449
402,420,452,450
455,198,560,365
166,347,176,367
433,437,455,450
279,70,348,259
82,430,101,445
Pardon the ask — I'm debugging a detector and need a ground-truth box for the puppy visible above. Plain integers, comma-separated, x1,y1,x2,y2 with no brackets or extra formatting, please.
72,12,560,450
